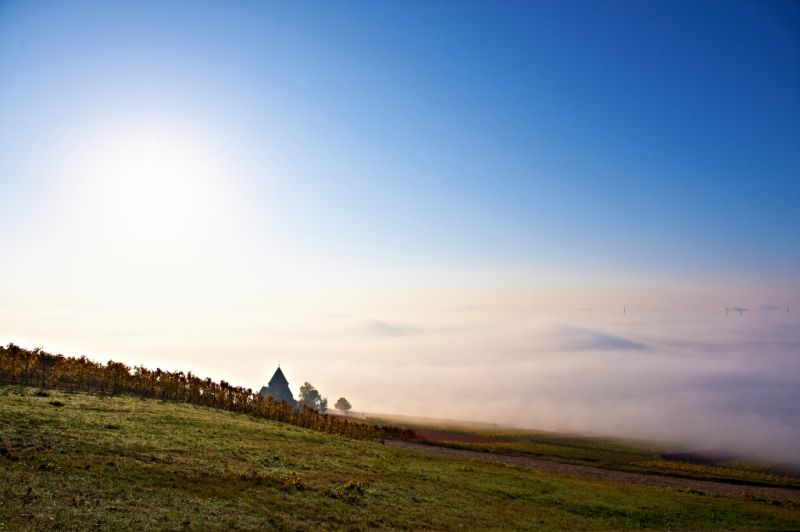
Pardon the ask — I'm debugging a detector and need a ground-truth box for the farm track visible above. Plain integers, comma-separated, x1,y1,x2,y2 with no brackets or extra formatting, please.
386,440,800,504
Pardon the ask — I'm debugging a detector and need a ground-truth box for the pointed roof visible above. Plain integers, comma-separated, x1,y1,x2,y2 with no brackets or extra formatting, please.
268,366,289,387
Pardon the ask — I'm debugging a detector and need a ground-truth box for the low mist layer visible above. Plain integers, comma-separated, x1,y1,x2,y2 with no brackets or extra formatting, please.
292,308,800,464
3,306,798,464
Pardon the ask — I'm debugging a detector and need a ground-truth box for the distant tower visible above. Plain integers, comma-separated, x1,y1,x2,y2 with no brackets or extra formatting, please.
259,366,297,408
726,307,729,316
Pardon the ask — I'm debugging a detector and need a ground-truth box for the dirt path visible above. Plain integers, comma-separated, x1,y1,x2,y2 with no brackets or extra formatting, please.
386,440,800,504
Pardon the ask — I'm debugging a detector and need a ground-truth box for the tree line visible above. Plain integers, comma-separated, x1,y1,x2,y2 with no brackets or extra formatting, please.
0,343,418,442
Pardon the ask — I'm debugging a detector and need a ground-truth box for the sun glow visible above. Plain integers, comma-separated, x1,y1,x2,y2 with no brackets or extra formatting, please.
33,119,264,308
75,126,225,235
53,119,251,259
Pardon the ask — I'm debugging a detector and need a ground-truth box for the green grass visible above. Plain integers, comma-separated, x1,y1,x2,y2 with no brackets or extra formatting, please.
1,386,799,531
434,439,800,486
367,415,800,488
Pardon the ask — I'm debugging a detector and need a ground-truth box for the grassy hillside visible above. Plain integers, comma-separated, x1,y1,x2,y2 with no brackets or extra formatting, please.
1,387,799,531
367,415,800,488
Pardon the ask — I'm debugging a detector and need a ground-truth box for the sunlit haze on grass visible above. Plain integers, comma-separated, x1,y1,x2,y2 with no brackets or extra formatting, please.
1,1,798,461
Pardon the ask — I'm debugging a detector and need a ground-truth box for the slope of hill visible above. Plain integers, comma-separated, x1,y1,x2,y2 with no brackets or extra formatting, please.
1,386,799,531
366,416,800,488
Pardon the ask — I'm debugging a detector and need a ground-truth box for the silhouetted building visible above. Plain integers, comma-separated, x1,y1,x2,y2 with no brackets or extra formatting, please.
259,366,297,408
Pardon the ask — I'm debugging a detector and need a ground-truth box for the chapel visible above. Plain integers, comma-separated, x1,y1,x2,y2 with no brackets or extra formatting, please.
259,366,297,408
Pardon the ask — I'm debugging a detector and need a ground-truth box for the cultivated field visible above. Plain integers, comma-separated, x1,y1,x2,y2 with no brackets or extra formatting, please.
1,387,800,530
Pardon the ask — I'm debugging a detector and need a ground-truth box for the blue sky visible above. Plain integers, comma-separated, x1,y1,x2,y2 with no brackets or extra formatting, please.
2,0,798,285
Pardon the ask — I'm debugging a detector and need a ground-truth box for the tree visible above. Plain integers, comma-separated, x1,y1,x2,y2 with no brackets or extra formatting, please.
334,397,352,413
299,382,327,413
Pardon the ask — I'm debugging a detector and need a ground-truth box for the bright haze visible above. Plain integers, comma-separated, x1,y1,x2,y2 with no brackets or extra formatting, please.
1,2,798,461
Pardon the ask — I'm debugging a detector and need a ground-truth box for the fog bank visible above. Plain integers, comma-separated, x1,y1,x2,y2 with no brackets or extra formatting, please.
289,308,800,463
4,306,798,463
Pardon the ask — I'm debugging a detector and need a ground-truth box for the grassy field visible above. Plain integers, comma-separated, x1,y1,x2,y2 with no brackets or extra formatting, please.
1,387,799,531
367,414,800,488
